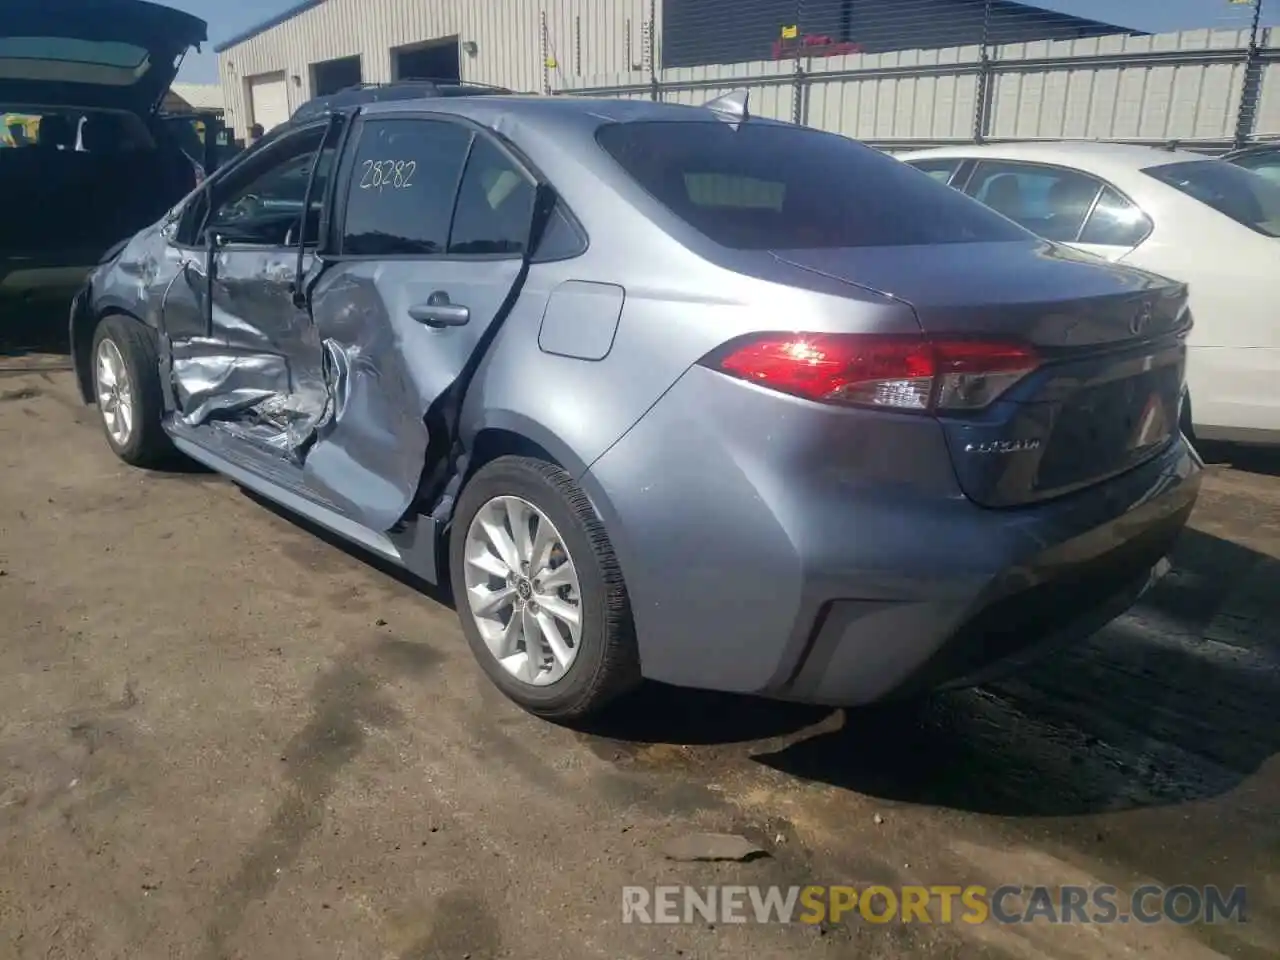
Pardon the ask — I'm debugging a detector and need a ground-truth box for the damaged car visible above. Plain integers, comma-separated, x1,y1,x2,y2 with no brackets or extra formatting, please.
2,0,207,316
72,90,1202,721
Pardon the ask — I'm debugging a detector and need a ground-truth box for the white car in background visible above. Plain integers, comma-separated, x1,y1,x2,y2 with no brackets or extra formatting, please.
899,141,1280,446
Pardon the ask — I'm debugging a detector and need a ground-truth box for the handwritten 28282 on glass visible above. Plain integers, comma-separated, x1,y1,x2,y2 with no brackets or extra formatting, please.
359,159,418,190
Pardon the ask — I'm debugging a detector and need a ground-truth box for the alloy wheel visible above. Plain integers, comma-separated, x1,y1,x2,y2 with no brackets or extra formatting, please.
462,495,584,686
95,337,134,448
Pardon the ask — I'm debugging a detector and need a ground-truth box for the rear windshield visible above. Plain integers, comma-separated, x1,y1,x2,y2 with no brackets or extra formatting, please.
0,37,152,87
594,120,1030,249
1143,159,1280,238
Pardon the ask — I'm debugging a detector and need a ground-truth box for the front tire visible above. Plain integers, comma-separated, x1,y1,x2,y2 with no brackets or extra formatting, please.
91,315,172,467
449,456,641,721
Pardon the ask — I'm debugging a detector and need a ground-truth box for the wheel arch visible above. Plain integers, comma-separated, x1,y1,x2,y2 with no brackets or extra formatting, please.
437,413,632,602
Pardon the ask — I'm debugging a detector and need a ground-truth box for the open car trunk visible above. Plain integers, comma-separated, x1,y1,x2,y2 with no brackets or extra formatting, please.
1,1,207,269
3,0,207,116
774,241,1192,508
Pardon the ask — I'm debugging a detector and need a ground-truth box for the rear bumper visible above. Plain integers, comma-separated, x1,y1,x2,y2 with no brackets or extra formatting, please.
781,481,1189,706
583,364,1202,705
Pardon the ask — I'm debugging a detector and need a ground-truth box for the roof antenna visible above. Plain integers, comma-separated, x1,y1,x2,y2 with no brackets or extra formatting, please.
704,88,750,127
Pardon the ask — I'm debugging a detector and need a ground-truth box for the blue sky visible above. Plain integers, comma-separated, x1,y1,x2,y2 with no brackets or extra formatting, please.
173,0,1278,83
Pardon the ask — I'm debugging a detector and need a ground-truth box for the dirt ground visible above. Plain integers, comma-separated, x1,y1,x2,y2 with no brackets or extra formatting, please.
1,334,1278,960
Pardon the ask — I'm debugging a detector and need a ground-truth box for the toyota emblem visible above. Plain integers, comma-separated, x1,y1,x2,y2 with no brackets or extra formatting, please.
1130,300,1154,335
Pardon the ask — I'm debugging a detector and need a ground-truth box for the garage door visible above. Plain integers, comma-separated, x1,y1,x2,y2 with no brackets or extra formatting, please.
248,73,290,132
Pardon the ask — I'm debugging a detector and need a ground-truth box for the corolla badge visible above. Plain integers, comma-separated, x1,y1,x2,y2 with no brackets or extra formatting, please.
964,438,1042,454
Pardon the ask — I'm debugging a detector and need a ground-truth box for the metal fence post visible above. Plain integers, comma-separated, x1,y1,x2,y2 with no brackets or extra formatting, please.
973,0,994,142
1233,0,1265,148
793,0,807,125
540,10,551,96
648,0,661,101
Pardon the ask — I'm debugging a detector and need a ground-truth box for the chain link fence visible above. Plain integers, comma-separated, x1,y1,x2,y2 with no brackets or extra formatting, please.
551,0,1276,153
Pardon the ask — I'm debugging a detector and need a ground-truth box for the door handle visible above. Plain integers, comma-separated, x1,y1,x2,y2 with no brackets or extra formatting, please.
409,294,470,328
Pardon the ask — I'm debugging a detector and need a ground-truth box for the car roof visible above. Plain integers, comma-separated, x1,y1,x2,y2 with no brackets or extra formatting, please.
897,140,1212,176
361,92,800,128
290,80,517,122
281,87,797,141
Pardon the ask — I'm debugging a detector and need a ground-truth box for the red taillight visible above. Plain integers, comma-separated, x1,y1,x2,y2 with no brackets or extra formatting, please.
703,333,1038,412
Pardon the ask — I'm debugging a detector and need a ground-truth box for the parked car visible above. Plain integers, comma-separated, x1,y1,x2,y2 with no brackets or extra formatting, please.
71,92,1201,720
2,0,208,317
899,141,1280,446
1222,141,1280,183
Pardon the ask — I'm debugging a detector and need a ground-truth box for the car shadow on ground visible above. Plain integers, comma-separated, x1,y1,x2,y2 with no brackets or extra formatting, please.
222,445,1278,814
0,303,72,358
750,526,1280,816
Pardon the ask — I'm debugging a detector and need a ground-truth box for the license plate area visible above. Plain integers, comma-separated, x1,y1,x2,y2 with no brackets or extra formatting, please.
1034,361,1183,492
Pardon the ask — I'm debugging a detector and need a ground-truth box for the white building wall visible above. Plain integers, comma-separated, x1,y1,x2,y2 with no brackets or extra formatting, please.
217,0,656,137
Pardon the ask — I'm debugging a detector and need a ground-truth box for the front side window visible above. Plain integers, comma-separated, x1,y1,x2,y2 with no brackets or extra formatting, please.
341,118,472,256
1145,159,1280,237
963,161,1104,243
595,121,1029,250
201,131,335,245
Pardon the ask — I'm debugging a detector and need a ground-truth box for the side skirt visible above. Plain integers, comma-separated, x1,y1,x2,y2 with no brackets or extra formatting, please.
167,422,440,584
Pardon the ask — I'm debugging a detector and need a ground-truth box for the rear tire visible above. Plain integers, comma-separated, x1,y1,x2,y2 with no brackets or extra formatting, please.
91,315,172,467
449,455,641,721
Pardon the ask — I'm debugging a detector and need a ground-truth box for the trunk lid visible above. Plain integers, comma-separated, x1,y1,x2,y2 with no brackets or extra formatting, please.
773,240,1191,508
3,0,207,116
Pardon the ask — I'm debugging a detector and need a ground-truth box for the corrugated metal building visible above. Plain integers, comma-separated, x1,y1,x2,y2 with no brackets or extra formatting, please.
214,0,653,137
214,0,1138,139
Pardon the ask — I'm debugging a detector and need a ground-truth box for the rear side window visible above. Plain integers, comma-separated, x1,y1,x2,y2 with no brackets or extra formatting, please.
963,160,1103,242
594,121,1028,249
341,118,472,255
1144,159,1280,238
1078,186,1151,247
448,135,537,255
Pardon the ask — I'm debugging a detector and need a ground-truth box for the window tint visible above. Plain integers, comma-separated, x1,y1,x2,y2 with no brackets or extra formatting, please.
1145,159,1280,237
342,118,472,256
202,132,336,244
594,121,1028,250
906,158,961,185
963,161,1102,242
1231,152,1280,185
449,135,536,255
1078,186,1151,247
